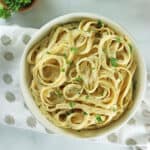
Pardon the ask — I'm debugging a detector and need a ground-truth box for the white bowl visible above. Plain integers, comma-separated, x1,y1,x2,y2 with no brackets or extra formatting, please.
20,12,147,139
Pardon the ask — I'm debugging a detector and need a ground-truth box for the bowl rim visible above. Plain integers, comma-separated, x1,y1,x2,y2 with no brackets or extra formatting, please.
20,12,147,139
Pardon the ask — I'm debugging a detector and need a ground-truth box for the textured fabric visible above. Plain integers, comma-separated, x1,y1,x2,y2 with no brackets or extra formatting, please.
0,25,149,146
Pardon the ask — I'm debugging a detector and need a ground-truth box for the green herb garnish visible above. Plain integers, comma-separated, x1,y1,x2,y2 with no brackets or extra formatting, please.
96,114,102,123
62,52,73,65
110,57,118,67
83,112,88,115
112,108,116,112
97,20,103,28
115,36,121,43
112,105,117,112
46,51,51,54
128,43,132,52
63,53,67,59
0,0,32,19
67,60,72,65
75,76,83,82
85,95,89,100
70,47,78,53
78,91,81,95
61,68,65,72
69,101,75,108
55,90,63,97
0,5,11,18
100,90,104,96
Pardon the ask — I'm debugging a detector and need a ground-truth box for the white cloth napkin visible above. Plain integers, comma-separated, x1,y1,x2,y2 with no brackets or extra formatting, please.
0,25,150,147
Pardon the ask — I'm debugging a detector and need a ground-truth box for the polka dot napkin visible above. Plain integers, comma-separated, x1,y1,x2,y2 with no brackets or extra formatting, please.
0,25,149,147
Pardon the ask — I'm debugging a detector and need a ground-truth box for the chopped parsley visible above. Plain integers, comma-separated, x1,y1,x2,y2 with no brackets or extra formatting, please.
69,101,75,108
46,51,51,54
101,90,104,96
83,112,88,115
63,53,67,59
70,47,78,53
115,36,121,43
97,20,103,28
75,76,83,82
85,95,89,100
96,114,102,123
110,57,118,67
55,90,62,97
67,60,73,65
112,105,117,112
61,68,65,72
62,52,72,65
62,53,72,65
128,43,132,52
78,91,81,95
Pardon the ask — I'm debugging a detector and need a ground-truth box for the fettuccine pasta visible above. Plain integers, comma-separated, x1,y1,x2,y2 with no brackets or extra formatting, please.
27,19,136,130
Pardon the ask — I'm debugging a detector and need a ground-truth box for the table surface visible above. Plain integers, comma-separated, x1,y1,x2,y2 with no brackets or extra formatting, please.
0,0,150,149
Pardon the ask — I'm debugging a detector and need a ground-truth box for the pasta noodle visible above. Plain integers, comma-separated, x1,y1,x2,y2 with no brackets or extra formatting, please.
27,18,136,131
